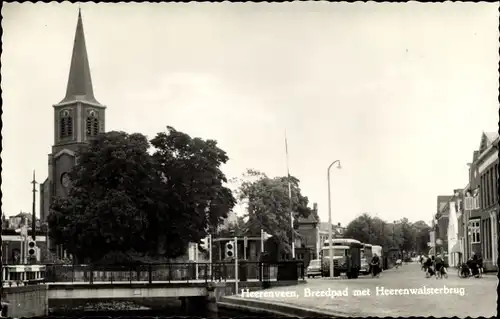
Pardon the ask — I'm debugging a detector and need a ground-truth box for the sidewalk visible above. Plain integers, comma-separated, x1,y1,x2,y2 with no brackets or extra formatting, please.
447,268,497,278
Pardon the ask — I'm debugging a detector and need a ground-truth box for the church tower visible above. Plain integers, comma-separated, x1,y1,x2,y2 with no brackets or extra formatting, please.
40,9,106,221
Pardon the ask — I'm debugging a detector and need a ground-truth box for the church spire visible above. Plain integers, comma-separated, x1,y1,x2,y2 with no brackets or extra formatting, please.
59,9,101,105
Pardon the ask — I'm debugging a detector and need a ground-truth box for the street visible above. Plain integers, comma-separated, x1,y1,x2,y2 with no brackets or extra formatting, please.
233,262,496,317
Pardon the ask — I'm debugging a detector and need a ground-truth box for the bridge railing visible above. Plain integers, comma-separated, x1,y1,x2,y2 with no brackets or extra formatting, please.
43,261,304,284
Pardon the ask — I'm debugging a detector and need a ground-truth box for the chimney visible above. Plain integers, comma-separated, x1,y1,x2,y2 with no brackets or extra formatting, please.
313,203,318,211
337,222,341,227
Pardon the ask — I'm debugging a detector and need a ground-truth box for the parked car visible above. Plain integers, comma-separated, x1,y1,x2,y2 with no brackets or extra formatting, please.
360,258,370,275
306,259,322,278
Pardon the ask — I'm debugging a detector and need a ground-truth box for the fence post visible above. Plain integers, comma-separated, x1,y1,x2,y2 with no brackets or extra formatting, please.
167,263,172,283
129,265,132,284
205,264,208,283
148,264,152,284
90,265,94,284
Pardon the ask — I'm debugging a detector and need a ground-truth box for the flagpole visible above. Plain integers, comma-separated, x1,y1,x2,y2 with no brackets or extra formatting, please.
285,130,295,259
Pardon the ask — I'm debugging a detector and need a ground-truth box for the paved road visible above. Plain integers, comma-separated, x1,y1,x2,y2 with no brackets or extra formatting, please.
232,263,497,317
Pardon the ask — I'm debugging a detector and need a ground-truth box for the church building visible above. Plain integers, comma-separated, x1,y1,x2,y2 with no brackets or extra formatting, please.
40,9,106,224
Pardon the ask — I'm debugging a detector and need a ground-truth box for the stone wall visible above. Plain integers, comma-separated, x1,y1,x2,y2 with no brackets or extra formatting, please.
3,284,48,317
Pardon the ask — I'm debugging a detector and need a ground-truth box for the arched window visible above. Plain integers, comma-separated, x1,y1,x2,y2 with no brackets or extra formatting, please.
59,109,73,139
86,110,99,137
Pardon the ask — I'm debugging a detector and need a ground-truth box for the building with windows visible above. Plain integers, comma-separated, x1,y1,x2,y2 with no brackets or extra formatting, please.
36,10,106,259
434,195,453,254
446,198,459,266
452,132,498,271
471,132,498,271
39,10,106,225
295,203,320,265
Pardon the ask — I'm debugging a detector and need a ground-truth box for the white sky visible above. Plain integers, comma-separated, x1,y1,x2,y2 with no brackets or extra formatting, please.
2,3,498,227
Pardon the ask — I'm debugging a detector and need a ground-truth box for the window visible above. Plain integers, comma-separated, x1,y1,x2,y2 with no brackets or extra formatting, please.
491,167,497,204
485,172,489,207
59,109,73,139
487,219,492,259
495,164,499,203
321,248,346,257
488,169,493,206
469,220,480,244
481,220,487,258
487,218,497,258
310,259,320,267
86,110,99,137
480,175,485,208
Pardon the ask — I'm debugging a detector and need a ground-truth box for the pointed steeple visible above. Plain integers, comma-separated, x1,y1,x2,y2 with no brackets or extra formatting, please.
59,9,101,105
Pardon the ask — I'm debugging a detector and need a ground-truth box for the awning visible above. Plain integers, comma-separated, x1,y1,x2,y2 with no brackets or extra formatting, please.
450,242,462,254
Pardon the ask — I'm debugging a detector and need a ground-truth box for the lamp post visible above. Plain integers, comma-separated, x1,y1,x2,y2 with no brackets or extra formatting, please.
327,160,341,278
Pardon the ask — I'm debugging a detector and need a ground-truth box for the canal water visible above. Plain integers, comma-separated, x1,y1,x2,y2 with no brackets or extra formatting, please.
46,300,280,318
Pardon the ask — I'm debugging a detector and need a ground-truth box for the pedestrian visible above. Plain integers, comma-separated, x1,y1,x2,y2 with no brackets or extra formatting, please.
435,254,446,278
424,256,434,277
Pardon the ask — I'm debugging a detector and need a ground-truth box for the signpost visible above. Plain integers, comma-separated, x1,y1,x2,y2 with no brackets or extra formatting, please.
234,236,239,294
464,195,474,260
195,243,199,280
15,224,28,264
208,234,212,278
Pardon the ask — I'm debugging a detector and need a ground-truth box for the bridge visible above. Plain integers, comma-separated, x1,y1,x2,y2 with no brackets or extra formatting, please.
1,261,305,318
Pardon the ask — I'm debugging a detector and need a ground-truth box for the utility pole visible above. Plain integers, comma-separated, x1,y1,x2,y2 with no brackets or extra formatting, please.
327,160,341,278
284,131,295,259
31,170,38,241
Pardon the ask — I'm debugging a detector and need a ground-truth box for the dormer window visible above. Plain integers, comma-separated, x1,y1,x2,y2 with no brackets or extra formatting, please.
86,110,99,137
59,109,73,139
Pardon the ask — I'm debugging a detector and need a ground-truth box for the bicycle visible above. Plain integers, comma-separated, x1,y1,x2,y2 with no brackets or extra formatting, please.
370,263,381,278
436,265,448,279
394,259,402,269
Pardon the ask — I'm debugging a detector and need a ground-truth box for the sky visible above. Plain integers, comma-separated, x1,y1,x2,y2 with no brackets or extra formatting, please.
2,3,498,227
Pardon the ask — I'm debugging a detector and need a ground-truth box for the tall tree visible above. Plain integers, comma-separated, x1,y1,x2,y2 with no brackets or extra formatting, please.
217,216,249,237
344,214,430,253
344,213,373,244
412,220,431,254
236,169,314,254
48,128,235,263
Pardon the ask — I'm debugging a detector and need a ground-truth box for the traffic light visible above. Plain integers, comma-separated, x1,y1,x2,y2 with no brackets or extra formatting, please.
200,236,209,250
225,241,235,259
28,239,37,257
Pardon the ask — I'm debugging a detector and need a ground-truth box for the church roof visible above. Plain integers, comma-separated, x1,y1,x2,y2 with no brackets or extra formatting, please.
484,132,499,143
59,9,102,106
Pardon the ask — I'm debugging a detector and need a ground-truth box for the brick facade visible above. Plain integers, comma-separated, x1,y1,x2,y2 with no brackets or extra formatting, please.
461,132,498,271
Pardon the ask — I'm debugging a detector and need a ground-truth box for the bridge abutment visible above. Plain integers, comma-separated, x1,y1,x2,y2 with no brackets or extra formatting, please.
3,284,49,317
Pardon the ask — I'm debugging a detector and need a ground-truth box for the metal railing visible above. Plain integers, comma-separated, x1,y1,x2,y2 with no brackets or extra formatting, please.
41,261,304,284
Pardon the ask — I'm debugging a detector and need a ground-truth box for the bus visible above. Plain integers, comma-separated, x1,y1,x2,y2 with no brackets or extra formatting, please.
320,238,362,279
360,243,373,275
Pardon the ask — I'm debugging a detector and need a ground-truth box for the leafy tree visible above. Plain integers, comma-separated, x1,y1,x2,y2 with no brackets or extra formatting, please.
344,214,431,254
150,127,236,253
343,213,373,244
217,216,249,237
412,221,431,254
48,128,235,263
236,169,314,254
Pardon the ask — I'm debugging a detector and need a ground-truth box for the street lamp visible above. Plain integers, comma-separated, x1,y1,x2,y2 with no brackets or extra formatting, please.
327,160,341,278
